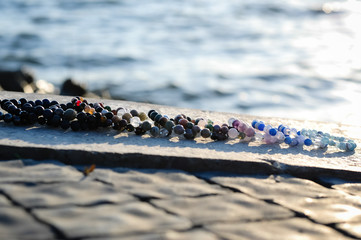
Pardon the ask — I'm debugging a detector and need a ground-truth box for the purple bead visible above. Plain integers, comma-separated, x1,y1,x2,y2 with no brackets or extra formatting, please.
245,127,255,137
232,120,241,128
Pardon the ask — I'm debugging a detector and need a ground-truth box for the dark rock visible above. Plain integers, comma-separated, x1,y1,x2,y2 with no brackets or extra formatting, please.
60,78,87,96
0,67,36,92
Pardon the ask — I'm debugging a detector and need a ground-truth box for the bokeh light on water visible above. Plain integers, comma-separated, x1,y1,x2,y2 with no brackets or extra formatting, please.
0,0,360,124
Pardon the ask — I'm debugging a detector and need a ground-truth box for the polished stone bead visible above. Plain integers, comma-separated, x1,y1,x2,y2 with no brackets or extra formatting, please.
63,109,77,121
141,120,152,131
34,105,45,116
70,120,81,131
160,128,169,137
275,132,285,142
178,118,188,127
111,115,121,123
138,112,147,121
130,116,141,127
269,128,277,136
251,119,258,128
122,113,132,123
221,126,229,134
255,132,264,141
245,127,255,137
284,136,292,145
201,128,211,138
197,119,207,128
192,125,201,136
130,109,139,117
173,125,185,135
154,114,163,123
213,125,221,133
205,124,214,132
239,132,246,139
148,109,156,118
43,109,54,120
126,124,135,132
228,118,236,126
304,138,312,146
228,128,239,139
38,116,46,125
165,121,175,132
232,120,241,128
159,117,168,127
150,126,160,137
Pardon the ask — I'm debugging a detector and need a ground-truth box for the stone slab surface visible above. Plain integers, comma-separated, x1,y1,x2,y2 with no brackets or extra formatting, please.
0,91,360,179
33,202,192,239
206,218,352,240
152,193,294,225
0,181,135,208
0,207,54,240
1,159,361,239
89,167,229,199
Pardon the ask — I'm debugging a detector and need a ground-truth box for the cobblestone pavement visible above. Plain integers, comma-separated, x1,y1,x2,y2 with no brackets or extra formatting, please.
1,159,361,240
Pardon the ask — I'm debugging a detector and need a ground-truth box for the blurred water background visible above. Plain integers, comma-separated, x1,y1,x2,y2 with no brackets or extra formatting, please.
1,0,361,124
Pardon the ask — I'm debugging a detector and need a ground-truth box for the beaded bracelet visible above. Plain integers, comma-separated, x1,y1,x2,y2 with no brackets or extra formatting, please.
0,97,357,152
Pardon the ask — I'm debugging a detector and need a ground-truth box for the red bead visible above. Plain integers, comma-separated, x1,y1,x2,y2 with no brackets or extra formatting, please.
76,100,82,106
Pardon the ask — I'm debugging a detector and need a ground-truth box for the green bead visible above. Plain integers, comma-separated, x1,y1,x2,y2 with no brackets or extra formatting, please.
105,106,111,111
138,112,147,121
205,124,214,132
165,121,175,132
150,126,160,137
141,121,152,131
239,132,246,139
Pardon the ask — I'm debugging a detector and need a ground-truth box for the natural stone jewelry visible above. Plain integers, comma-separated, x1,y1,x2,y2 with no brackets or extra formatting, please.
0,97,357,152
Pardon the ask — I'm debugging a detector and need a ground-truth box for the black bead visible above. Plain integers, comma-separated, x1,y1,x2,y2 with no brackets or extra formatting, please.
7,105,17,114
80,122,88,130
19,111,29,119
77,112,87,122
150,111,158,120
51,115,61,127
96,107,103,113
42,99,51,108
35,100,43,106
130,109,139,117
135,127,146,135
154,114,163,123
43,109,54,119
22,103,33,112
54,108,64,116
70,120,81,131
1,99,9,109
105,112,114,119
4,113,13,123
19,98,27,106
10,99,18,106
34,105,45,116
28,100,35,106
184,128,194,139
186,122,194,129
80,102,86,110
60,104,67,111
38,116,46,125
13,115,21,126
27,112,38,124
0,112,4,120
50,100,59,106
66,102,73,109
148,110,155,118
126,124,135,132
105,119,112,127
119,119,127,129
61,120,70,130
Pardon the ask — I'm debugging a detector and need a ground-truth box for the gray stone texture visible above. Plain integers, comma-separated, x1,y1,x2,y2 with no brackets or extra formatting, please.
152,193,293,225
90,168,228,199
0,207,54,240
32,202,192,239
206,218,352,240
0,181,135,208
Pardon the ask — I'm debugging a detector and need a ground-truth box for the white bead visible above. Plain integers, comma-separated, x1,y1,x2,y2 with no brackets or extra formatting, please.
255,132,264,141
228,128,239,139
160,128,169,137
197,120,207,128
228,118,236,126
130,116,141,127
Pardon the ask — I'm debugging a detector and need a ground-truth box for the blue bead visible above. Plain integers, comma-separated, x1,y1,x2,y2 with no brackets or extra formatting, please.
297,131,301,135
269,128,277,136
278,124,284,131
258,123,265,131
290,138,299,146
304,138,312,146
251,120,258,128
280,126,285,133
284,136,292,144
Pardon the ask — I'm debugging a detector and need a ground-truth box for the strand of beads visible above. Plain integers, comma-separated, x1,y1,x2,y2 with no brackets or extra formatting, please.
299,129,357,151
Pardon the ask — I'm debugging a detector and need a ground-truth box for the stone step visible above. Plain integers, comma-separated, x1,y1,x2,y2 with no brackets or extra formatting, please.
0,91,360,180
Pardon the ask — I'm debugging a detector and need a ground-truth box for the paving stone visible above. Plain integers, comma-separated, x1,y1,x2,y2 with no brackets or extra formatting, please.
0,160,83,183
0,207,54,240
206,218,351,240
198,173,345,200
199,173,361,224
331,182,361,198
337,222,361,239
0,181,135,208
84,230,219,240
0,195,12,207
152,193,293,225
33,202,192,239
163,229,220,240
91,168,228,199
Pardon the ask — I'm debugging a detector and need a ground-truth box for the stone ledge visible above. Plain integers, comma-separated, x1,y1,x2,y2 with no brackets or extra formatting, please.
0,91,360,180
